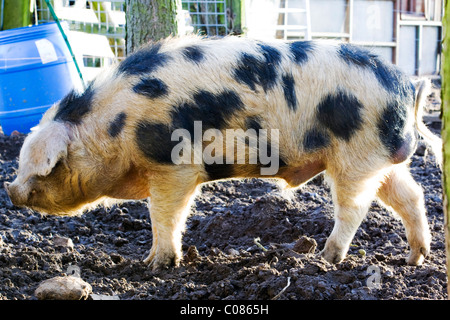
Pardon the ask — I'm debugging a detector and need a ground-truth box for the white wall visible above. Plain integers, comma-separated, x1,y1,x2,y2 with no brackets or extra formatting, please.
244,0,441,75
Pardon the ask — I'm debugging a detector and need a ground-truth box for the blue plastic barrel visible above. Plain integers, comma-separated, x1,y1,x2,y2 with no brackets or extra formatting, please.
0,22,83,135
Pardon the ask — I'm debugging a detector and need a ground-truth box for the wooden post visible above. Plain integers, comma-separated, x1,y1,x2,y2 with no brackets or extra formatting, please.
227,0,243,35
442,0,450,299
125,0,180,55
1,0,31,30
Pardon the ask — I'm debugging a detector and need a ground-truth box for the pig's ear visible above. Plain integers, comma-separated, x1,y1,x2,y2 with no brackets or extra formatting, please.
19,121,71,177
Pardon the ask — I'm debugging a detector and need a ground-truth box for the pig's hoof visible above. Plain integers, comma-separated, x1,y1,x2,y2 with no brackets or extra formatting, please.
407,246,429,266
143,251,180,270
320,246,346,264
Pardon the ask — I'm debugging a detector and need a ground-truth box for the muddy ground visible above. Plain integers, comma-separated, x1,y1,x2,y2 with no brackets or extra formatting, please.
0,89,446,301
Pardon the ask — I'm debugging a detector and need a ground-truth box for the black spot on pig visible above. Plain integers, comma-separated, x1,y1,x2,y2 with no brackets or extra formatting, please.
233,43,282,92
136,90,244,164
204,163,235,181
316,90,363,141
392,131,418,164
245,116,287,172
54,85,94,124
257,43,281,91
182,45,204,63
133,78,168,99
234,53,263,92
171,90,244,136
378,101,406,151
118,42,170,75
245,116,263,132
378,101,417,163
244,116,262,147
337,44,374,68
281,74,297,111
193,90,244,126
135,121,174,164
338,44,412,97
257,43,282,63
289,41,314,65
303,129,330,152
108,112,127,138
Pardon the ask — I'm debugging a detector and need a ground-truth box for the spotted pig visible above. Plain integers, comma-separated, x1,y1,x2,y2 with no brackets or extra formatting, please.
5,36,442,269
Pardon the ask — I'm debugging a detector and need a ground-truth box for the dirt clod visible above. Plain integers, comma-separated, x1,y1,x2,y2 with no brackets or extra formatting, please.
293,236,317,254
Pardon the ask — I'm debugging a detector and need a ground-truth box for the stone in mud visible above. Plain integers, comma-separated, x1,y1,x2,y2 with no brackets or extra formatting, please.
53,235,74,249
34,276,92,300
90,294,120,300
293,236,317,254
184,245,201,263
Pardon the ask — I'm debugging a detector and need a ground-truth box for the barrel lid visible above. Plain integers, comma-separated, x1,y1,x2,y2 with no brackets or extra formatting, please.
0,22,72,73
0,22,68,44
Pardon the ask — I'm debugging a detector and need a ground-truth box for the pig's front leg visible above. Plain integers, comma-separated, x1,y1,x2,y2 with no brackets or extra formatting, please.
143,167,200,270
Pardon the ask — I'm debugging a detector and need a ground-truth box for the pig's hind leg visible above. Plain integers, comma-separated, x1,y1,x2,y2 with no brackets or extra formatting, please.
376,163,431,266
143,166,200,269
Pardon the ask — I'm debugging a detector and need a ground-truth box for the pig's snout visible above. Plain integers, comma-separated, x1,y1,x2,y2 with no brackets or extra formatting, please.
4,181,27,207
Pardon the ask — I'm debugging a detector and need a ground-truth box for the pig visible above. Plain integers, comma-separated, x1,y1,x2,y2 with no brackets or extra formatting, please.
5,36,442,270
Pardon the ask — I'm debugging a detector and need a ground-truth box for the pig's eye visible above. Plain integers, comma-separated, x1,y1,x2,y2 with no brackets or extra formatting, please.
28,188,38,201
